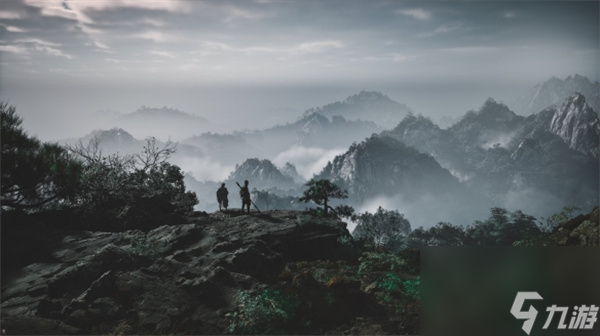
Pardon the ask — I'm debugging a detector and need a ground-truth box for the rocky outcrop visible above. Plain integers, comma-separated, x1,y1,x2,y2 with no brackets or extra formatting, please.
545,206,600,246
1,210,394,335
510,138,554,168
548,93,599,158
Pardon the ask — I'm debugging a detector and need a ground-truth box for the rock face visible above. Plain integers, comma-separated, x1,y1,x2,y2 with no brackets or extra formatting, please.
548,93,599,158
318,135,464,203
1,210,398,335
226,158,299,192
543,206,600,246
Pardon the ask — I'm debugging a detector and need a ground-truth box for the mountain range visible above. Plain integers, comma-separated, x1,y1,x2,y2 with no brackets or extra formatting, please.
65,75,599,229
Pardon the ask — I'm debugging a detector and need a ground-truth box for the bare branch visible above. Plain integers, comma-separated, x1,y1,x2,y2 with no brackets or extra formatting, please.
135,137,177,172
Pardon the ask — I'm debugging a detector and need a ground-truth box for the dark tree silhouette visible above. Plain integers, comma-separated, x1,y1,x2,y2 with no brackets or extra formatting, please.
1,102,82,210
299,179,348,216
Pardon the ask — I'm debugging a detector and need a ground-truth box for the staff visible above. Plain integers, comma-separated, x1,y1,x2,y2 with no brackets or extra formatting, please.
236,181,261,213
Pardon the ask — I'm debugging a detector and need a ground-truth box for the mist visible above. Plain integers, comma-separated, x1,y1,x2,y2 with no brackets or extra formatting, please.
273,145,347,180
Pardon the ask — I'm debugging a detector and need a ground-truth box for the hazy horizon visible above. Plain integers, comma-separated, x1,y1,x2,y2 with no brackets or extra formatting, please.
1,0,598,141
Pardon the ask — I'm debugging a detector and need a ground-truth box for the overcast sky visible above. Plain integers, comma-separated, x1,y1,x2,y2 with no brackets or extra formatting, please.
1,0,598,140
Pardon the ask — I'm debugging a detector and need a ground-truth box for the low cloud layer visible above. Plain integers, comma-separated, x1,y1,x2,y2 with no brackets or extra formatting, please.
172,156,235,182
273,145,346,180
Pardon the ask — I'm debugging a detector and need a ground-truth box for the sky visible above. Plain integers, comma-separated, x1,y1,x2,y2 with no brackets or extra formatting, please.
1,0,599,140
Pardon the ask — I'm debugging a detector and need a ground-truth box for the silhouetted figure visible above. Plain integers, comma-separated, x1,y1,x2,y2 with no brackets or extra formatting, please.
240,180,251,213
217,183,229,211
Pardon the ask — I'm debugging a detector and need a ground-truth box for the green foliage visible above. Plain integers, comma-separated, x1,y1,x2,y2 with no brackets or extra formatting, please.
227,288,300,335
407,221,465,247
128,237,159,260
353,206,411,251
403,276,420,299
358,251,406,277
299,179,349,217
376,272,420,314
1,103,83,211
378,272,403,292
464,208,541,246
542,205,581,232
406,207,543,247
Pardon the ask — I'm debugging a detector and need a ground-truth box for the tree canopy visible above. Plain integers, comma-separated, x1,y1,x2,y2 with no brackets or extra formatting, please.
353,206,411,251
1,102,82,210
299,179,349,216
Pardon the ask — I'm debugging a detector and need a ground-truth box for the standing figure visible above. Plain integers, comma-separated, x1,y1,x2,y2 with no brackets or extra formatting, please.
239,180,251,213
217,183,229,211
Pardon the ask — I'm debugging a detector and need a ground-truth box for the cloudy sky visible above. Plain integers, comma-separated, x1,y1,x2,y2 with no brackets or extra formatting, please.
1,0,598,140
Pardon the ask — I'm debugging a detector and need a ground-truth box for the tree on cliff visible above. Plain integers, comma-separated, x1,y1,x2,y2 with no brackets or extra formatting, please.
299,179,352,217
1,102,82,210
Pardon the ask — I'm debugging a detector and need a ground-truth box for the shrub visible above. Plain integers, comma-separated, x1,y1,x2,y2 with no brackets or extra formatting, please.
128,237,159,260
67,137,198,230
227,288,300,335
353,206,411,252
358,251,406,278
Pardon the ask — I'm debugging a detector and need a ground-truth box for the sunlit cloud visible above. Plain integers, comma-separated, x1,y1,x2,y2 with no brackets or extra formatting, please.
3,38,73,59
0,44,29,55
25,0,191,20
198,39,343,57
397,8,432,21
149,50,176,58
2,24,27,33
132,30,177,43
288,41,343,55
221,5,273,23
419,23,466,38
351,53,410,63
0,11,24,19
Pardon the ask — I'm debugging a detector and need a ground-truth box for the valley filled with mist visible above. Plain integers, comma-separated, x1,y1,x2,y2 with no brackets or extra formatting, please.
59,75,600,231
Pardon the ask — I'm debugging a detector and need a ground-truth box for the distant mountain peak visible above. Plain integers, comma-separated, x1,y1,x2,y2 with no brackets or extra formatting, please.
478,98,518,121
343,91,394,105
511,74,600,115
227,158,298,191
456,98,519,126
128,106,208,122
302,91,411,128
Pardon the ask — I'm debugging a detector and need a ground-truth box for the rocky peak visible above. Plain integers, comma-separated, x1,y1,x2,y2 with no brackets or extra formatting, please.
302,91,411,128
477,98,519,123
299,112,329,134
449,99,524,148
510,138,554,168
281,162,306,184
392,114,441,137
549,93,599,158
228,158,298,191
343,91,394,106
319,135,459,202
